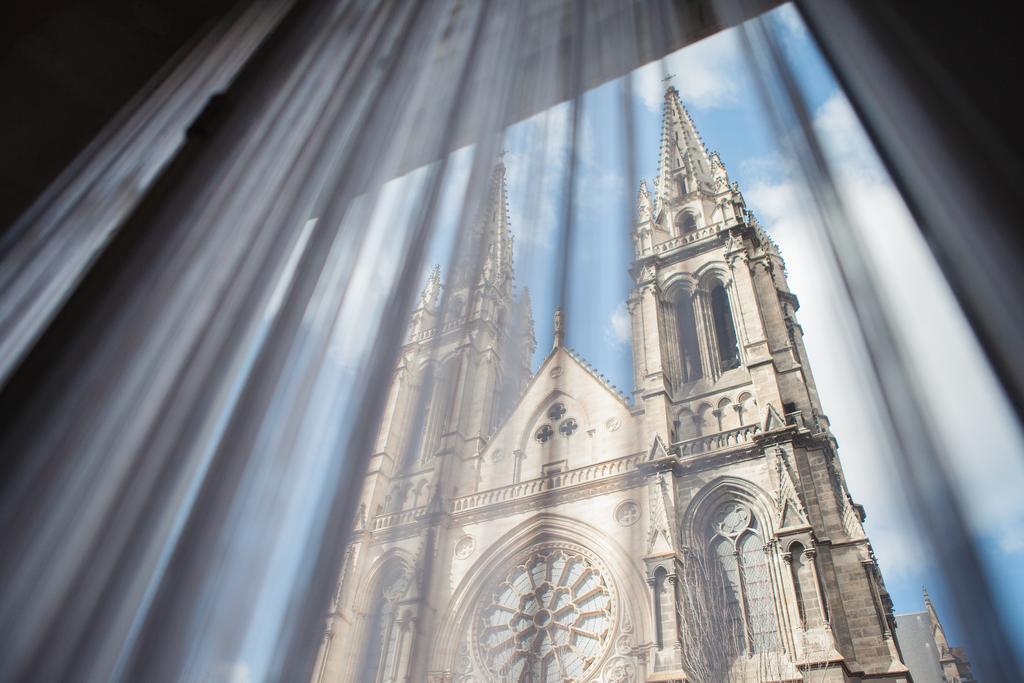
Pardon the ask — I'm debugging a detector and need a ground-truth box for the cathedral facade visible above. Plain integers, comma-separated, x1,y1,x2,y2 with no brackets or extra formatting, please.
312,88,910,683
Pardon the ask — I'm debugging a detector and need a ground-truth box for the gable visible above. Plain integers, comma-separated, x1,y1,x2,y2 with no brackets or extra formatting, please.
469,347,640,493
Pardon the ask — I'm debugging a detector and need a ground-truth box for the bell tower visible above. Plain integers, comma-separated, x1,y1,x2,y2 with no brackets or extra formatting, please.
629,86,827,445
320,162,535,683
629,87,904,679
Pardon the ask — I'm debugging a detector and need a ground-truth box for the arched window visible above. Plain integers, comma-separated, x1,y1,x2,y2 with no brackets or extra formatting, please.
708,502,779,655
673,289,702,382
679,211,697,234
451,296,466,318
653,565,668,649
676,175,688,197
419,358,460,463
790,542,823,628
359,563,411,682
710,283,740,370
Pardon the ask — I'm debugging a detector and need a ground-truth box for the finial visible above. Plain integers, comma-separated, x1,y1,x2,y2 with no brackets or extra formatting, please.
420,264,442,309
552,307,564,349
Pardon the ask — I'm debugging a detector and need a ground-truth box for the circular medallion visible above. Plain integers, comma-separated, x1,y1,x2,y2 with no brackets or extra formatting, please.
614,500,641,527
455,535,476,560
491,449,504,463
606,417,622,432
549,365,564,378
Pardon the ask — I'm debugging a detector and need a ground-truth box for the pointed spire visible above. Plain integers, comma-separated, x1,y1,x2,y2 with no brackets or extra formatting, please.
654,86,715,217
480,160,514,288
552,307,564,350
518,287,536,354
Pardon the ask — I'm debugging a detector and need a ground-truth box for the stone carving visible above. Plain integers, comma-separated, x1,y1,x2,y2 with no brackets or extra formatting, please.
606,416,622,432
454,535,476,560
615,500,641,527
604,656,636,682
549,365,564,378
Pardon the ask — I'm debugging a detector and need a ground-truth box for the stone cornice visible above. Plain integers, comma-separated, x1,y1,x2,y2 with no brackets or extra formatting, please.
450,451,648,524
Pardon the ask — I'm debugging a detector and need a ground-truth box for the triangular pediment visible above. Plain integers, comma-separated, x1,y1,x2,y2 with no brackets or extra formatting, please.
764,403,786,432
474,346,637,486
781,501,802,528
647,434,670,461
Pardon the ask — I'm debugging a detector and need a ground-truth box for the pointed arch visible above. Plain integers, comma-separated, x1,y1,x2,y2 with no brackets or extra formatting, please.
676,209,698,235
681,476,777,546
670,286,702,383
352,551,416,683
417,354,462,463
680,478,782,657
516,389,592,477
788,541,822,629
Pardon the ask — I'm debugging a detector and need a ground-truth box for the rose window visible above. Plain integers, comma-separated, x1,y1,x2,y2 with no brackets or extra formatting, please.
475,547,613,682
535,424,554,443
558,418,578,437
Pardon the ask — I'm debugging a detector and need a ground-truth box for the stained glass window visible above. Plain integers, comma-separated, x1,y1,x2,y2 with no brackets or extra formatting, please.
474,547,613,681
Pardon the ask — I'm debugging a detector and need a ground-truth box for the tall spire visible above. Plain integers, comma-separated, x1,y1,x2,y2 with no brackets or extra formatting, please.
479,161,515,290
451,160,515,291
654,86,715,216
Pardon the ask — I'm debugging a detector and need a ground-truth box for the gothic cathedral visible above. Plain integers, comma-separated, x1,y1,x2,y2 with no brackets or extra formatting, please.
312,88,910,682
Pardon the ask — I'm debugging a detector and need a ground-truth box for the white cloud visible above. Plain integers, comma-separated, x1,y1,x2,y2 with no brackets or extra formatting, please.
746,92,1024,587
633,30,743,112
605,303,632,348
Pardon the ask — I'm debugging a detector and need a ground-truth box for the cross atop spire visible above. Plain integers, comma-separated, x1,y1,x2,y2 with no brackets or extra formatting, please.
552,307,564,350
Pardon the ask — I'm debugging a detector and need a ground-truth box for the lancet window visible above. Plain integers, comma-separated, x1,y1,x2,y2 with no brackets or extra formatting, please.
672,289,703,383
359,563,411,682
707,502,780,655
676,175,688,197
710,283,740,370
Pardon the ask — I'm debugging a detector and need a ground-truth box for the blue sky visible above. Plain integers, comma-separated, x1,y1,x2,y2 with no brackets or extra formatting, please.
415,3,1024,657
